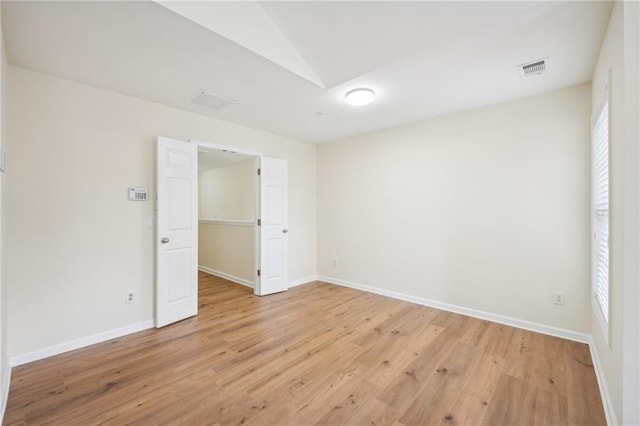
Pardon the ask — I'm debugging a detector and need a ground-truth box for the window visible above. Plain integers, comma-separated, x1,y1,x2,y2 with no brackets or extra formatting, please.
593,100,610,333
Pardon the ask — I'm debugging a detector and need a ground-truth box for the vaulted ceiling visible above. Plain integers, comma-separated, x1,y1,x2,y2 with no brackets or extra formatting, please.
2,1,612,143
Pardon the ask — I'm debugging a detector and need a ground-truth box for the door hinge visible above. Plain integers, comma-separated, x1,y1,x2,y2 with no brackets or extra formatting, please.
257,168,261,176
257,269,261,277
257,218,261,226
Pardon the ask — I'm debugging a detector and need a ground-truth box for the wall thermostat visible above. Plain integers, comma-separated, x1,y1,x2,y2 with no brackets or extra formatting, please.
129,187,148,201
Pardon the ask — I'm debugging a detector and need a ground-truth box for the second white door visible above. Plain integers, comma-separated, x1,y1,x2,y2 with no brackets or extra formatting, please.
256,156,288,296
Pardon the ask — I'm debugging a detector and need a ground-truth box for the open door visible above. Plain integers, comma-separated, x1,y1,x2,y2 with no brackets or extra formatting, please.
255,157,288,296
156,136,198,327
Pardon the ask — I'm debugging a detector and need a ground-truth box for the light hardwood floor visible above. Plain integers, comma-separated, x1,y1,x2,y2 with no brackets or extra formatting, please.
5,272,605,425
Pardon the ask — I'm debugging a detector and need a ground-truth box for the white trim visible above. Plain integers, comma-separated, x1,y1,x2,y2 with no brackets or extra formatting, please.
592,296,611,347
9,320,155,367
289,275,318,288
589,337,617,426
198,269,316,289
318,275,590,344
190,139,262,158
198,266,254,288
0,367,11,423
199,219,254,227
254,156,261,295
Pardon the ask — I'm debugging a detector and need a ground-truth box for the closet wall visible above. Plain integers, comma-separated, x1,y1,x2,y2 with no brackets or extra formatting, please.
198,159,255,286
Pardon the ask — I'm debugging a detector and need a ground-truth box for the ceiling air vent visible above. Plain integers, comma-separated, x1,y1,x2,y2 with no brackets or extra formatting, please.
189,90,237,110
518,58,548,78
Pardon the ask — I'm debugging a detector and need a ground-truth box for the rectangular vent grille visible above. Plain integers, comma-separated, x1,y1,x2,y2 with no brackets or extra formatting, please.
189,90,237,110
518,58,547,78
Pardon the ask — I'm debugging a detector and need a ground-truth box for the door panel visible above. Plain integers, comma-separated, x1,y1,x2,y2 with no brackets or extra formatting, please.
168,248,193,302
256,157,288,296
266,238,284,277
266,187,284,223
168,178,193,230
156,136,198,327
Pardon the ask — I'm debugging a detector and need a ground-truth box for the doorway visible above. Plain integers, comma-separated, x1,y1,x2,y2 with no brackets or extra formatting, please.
197,147,257,289
155,136,290,328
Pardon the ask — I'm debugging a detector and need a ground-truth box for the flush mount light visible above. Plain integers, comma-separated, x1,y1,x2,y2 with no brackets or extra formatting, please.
345,88,375,106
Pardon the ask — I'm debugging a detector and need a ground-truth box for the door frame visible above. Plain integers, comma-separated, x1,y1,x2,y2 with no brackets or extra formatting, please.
190,139,263,294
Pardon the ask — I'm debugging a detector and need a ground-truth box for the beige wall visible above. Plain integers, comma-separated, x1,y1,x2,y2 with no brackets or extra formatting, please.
5,66,317,358
318,84,592,334
198,223,254,284
199,160,255,220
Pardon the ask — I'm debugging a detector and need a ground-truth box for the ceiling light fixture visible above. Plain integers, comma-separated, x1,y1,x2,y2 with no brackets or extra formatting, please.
345,88,375,106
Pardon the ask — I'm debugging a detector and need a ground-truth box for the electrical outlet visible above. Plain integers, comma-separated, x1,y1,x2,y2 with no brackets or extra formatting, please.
553,291,565,306
126,291,135,304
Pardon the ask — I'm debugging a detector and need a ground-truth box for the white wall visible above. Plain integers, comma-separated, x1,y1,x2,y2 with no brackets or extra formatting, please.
318,84,592,334
198,160,255,284
0,5,9,417
621,3,640,424
590,2,640,425
590,3,624,424
5,65,317,358
199,160,254,220
198,223,254,284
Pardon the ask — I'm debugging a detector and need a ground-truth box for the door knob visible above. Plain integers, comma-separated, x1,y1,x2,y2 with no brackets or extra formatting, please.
161,237,170,244
282,228,288,234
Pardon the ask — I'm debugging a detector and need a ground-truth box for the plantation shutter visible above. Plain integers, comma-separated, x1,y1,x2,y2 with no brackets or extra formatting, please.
593,102,609,323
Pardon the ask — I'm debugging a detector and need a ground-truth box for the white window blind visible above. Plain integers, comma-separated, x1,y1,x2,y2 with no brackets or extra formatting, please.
593,101,609,324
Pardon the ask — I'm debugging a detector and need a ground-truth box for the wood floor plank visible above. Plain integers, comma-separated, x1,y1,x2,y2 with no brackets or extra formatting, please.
377,328,461,413
4,275,606,425
482,374,538,425
564,342,607,426
359,322,444,390
459,352,506,403
397,342,476,425
314,377,382,425
334,397,400,426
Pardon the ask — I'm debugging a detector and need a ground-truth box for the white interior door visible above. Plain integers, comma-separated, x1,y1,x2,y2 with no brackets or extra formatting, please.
156,136,198,327
256,157,288,296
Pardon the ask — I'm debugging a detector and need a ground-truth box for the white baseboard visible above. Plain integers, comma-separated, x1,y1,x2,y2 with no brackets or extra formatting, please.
317,275,590,344
589,338,617,426
199,267,317,290
289,275,318,288
198,266,254,288
0,365,11,424
9,320,155,367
